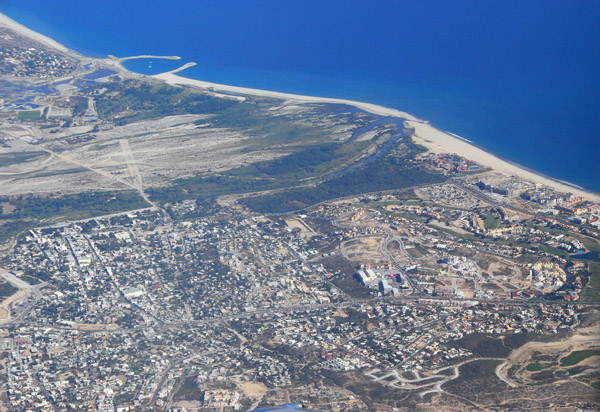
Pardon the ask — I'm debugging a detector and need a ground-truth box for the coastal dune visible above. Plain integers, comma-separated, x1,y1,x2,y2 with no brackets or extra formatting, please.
153,71,418,121
0,9,597,202
153,71,600,202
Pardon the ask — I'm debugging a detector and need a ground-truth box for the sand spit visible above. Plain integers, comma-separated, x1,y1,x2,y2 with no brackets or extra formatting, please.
116,55,181,63
153,71,419,121
163,62,198,75
0,11,597,202
154,71,600,202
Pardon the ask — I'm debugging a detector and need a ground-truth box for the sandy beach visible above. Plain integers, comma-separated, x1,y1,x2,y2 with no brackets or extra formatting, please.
1,10,598,202
153,71,600,202
404,120,600,202
153,71,419,121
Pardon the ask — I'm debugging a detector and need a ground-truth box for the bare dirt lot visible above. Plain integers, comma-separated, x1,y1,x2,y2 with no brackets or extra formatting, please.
498,329,600,388
0,289,28,324
285,218,316,239
236,380,267,397
340,235,386,264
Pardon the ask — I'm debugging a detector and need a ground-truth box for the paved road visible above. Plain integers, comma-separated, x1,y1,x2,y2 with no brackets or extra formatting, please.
0,270,31,289
451,180,532,216
5,286,599,331
381,229,420,293
34,373,61,412
0,269,45,299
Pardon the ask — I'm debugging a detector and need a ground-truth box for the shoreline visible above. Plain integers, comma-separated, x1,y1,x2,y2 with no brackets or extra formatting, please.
404,120,600,202
153,70,420,121
115,55,181,63
0,13,78,58
152,70,600,202
1,12,598,202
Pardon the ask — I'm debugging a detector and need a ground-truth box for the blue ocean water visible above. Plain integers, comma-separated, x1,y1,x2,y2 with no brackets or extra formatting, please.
2,0,599,192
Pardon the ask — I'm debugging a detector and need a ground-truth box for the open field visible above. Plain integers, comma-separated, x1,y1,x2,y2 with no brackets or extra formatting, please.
284,218,316,239
341,235,387,264
1,98,373,200
560,349,600,367
495,328,600,388
16,110,41,121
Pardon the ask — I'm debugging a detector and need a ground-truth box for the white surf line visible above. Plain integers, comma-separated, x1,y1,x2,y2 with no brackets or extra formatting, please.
114,54,181,63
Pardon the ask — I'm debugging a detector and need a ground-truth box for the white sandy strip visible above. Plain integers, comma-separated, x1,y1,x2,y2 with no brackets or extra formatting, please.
153,71,418,121
0,13,77,57
117,55,181,62
1,11,597,202
154,72,600,202
406,120,600,202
